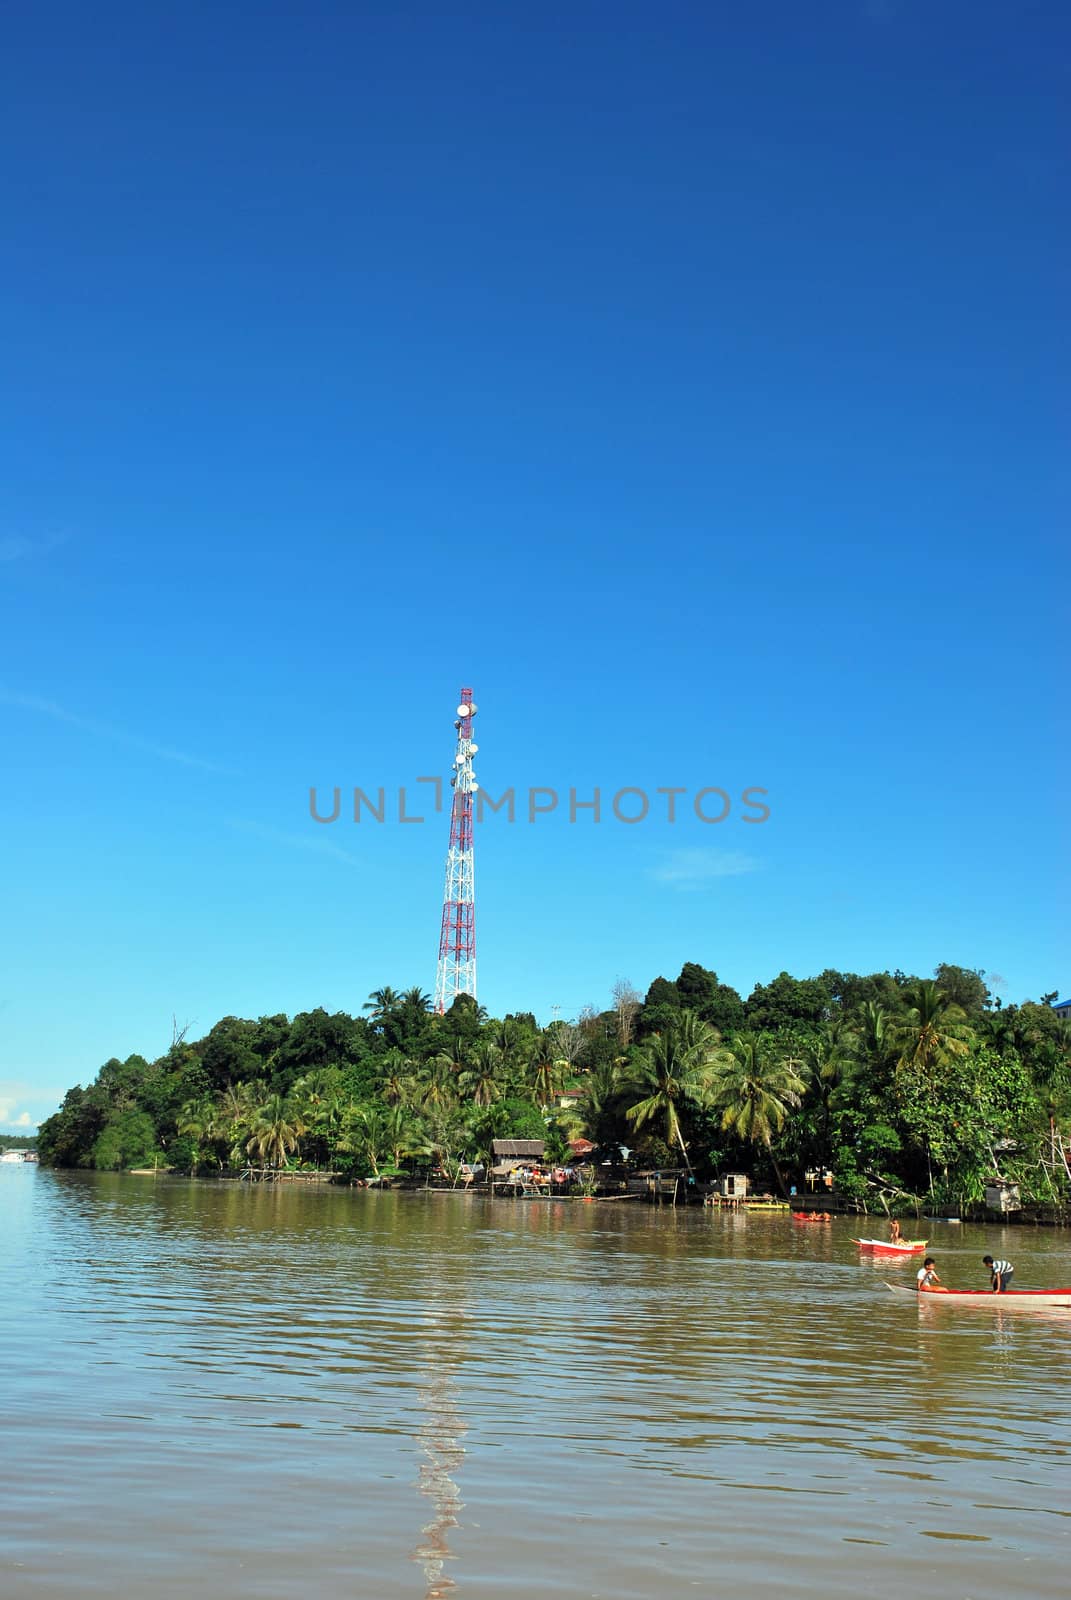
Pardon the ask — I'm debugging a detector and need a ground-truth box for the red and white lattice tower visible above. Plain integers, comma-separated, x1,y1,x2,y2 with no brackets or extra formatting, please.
434,688,478,1014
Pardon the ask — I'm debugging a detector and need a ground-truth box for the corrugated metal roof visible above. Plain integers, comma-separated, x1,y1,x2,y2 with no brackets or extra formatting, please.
491,1139,545,1157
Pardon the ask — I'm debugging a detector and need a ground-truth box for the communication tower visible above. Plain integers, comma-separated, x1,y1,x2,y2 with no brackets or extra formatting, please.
434,688,478,1013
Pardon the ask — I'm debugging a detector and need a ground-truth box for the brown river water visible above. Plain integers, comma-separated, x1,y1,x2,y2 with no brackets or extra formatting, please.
2,1167,1069,1598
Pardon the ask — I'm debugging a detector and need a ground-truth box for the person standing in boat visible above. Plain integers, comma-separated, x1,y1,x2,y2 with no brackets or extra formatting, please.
983,1254,1014,1292
889,1218,903,1245
917,1257,942,1291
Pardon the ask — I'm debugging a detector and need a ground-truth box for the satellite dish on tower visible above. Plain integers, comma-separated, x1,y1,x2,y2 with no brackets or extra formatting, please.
468,742,478,754
457,704,471,718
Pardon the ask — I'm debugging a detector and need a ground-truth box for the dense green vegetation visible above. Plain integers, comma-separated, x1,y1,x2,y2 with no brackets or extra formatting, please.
37,964,1071,1211
0,1132,37,1151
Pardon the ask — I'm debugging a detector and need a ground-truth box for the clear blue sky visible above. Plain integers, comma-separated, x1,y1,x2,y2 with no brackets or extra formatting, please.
2,1,1068,1128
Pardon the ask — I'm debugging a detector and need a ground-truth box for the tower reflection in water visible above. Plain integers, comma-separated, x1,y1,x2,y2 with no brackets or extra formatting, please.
410,1303,468,1598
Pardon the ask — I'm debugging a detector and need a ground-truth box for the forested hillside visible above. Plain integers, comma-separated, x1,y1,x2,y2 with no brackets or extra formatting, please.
37,963,1071,1211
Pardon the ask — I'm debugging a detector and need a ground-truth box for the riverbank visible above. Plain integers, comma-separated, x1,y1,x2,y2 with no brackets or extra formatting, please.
107,1164,1071,1225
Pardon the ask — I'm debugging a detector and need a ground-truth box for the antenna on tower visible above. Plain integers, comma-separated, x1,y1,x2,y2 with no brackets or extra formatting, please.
434,688,478,1014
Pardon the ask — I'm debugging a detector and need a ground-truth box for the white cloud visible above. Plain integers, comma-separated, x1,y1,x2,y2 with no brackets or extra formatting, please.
0,688,228,773
650,847,760,890
0,1101,39,1130
0,1079,68,1129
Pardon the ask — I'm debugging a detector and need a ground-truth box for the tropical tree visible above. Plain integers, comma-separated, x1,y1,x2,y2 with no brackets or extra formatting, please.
544,1019,584,1069
856,1001,894,1067
177,1094,220,1175
459,1042,505,1106
245,1094,306,1170
217,1079,267,1167
417,1057,459,1115
383,1104,432,1172
708,1035,807,1196
622,1011,721,1175
338,1104,391,1177
363,987,403,1035
801,1020,858,1157
892,981,974,1090
527,1047,568,1109
375,1047,415,1107
291,1070,348,1168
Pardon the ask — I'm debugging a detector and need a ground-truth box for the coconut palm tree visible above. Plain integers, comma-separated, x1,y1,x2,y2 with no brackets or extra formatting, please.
417,1057,459,1115
581,1058,628,1139
622,1011,721,1176
487,1017,528,1070
338,1105,390,1177
892,980,973,1082
802,1020,857,1156
177,1094,219,1175
291,1072,347,1168
459,1042,505,1106
363,987,403,1033
245,1094,306,1170
376,1047,415,1106
384,1104,432,1172
707,1035,807,1196
219,1079,267,1168
527,1047,568,1109
856,1000,893,1067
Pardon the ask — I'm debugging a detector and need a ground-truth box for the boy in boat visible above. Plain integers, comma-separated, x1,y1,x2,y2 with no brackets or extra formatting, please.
916,1257,943,1291
983,1254,1014,1292
889,1218,903,1244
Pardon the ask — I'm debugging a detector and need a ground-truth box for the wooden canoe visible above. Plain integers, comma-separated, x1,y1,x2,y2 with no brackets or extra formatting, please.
887,1283,1071,1308
853,1237,928,1254
792,1211,832,1222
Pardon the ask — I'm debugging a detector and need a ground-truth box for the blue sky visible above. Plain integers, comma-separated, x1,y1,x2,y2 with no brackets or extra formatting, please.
2,1,1068,1128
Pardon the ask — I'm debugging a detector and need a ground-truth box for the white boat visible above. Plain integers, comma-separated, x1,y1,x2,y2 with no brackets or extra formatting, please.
887,1283,1071,1309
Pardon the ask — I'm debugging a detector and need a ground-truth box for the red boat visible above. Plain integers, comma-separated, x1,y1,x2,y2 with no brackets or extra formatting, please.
853,1236,928,1255
792,1211,832,1222
887,1283,1071,1309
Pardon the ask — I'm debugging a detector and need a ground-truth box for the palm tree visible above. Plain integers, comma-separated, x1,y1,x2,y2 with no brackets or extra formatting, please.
384,1104,432,1172
417,1058,459,1115
802,1020,857,1156
396,987,433,1047
376,1047,414,1106
708,1035,807,1197
245,1094,306,1170
218,1079,266,1167
893,981,973,1082
177,1094,218,1175
291,1073,347,1168
856,1000,893,1067
434,1035,470,1072
338,1105,390,1177
581,1057,627,1139
363,987,402,1033
622,1011,721,1176
459,1042,505,1106
527,1048,568,1109
489,1017,525,1068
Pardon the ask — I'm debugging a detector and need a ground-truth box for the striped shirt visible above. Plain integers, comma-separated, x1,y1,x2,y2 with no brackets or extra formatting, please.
989,1259,1013,1275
